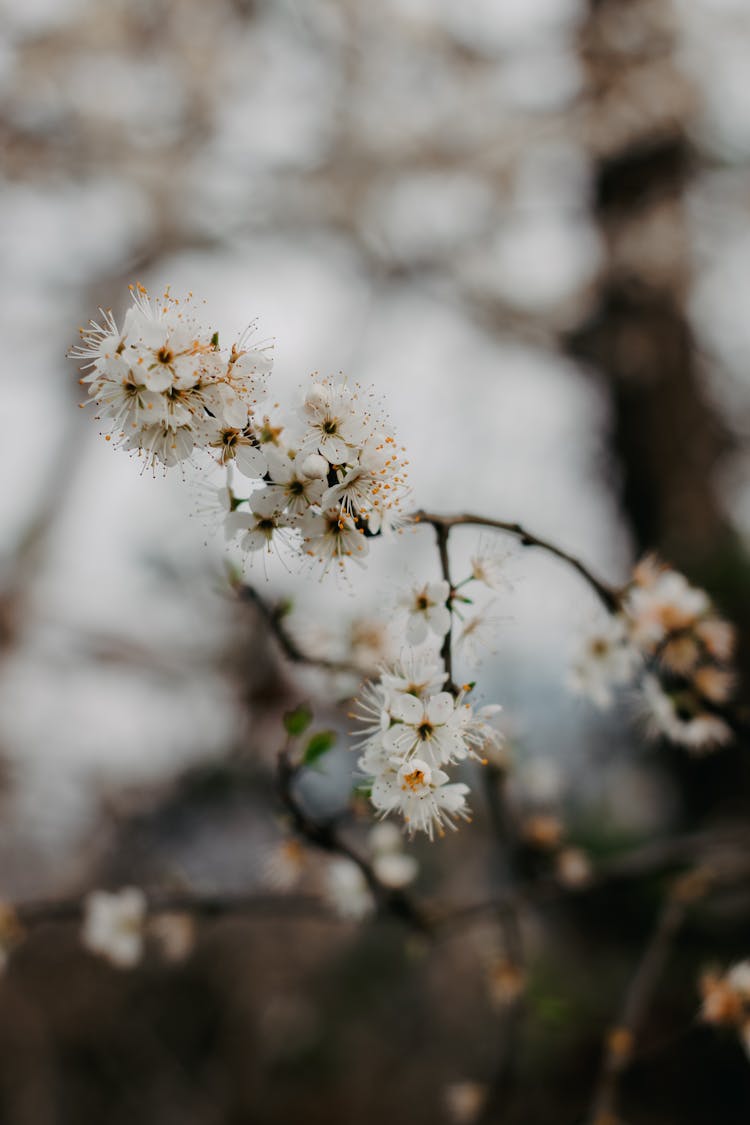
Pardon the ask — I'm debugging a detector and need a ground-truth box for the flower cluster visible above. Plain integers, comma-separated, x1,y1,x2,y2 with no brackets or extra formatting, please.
72,285,272,471
81,888,194,968
570,556,735,752
700,961,750,1058
72,286,410,572
352,650,503,839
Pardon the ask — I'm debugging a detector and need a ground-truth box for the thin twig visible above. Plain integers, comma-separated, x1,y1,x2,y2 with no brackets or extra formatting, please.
430,519,458,694
412,510,622,613
15,891,337,928
585,878,695,1125
439,825,750,930
475,764,527,1125
237,584,362,676
276,741,433,934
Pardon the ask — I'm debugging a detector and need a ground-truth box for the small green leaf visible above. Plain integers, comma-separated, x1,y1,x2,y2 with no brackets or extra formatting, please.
210,330,220,349
283,705,313,737
303,730,336,765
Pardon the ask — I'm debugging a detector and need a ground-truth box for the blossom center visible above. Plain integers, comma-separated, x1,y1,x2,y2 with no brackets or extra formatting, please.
402,768,426,791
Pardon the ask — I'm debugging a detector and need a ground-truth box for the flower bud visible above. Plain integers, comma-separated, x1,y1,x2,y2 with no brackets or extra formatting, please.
300,453,329,480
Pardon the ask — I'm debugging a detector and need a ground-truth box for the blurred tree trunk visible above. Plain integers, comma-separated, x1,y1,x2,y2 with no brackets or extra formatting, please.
568,0,750,810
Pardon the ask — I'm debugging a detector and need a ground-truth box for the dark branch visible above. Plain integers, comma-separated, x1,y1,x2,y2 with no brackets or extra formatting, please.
411,510,622,613
237,583,362,676
276,741,433,935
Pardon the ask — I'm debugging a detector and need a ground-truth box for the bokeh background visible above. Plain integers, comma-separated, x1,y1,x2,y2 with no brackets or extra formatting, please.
1,0,750,1121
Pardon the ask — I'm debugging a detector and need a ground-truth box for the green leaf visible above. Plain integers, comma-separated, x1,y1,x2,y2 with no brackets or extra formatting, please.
283,705,313,737
210,330,220,349
303,730,336,765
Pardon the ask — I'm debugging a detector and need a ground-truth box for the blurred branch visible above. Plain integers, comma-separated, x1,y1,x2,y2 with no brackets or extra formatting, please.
585,876,695,1125
15,890,334,928
12,826,750,948
475,764,527,1125
437,824,750,929
276,740,433,935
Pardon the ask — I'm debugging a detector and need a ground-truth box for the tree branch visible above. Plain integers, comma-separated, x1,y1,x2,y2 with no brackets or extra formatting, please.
236,584,362,676
412,510,622,613
429,518,458,694
585,874,702,1125
276,741,433,935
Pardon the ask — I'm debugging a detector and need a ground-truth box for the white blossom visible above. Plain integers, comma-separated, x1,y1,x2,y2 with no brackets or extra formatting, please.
639,675,732,753
701,961,750,1060
264,448,326,517
379,650,448,700
455,606,503,667
301,378,372,464
82,888,146,969
325,858,374,920
625,561,710,650
300,508,369,572
469,537,512,592
382,691,473,769
370,757,471,841
369,821,419,887
397,580,451,645
568,616,641,710
225,490,294,555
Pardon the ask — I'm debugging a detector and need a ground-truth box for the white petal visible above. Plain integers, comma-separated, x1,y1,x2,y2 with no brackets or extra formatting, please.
428,605,452,638
427,580,450,603
390,693,424,725
427,693,455,726
235,444,267,479
405,616,429,645
319,434,350,463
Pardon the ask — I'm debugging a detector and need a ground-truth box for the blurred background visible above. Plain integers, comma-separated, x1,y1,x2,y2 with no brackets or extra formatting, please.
1,0,750,1121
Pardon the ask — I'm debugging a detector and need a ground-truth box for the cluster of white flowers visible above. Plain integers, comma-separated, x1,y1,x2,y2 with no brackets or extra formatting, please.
700,961,750,1058
570,556,735,752
352,649,503,839
81,889,195,968
72,286,410,572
